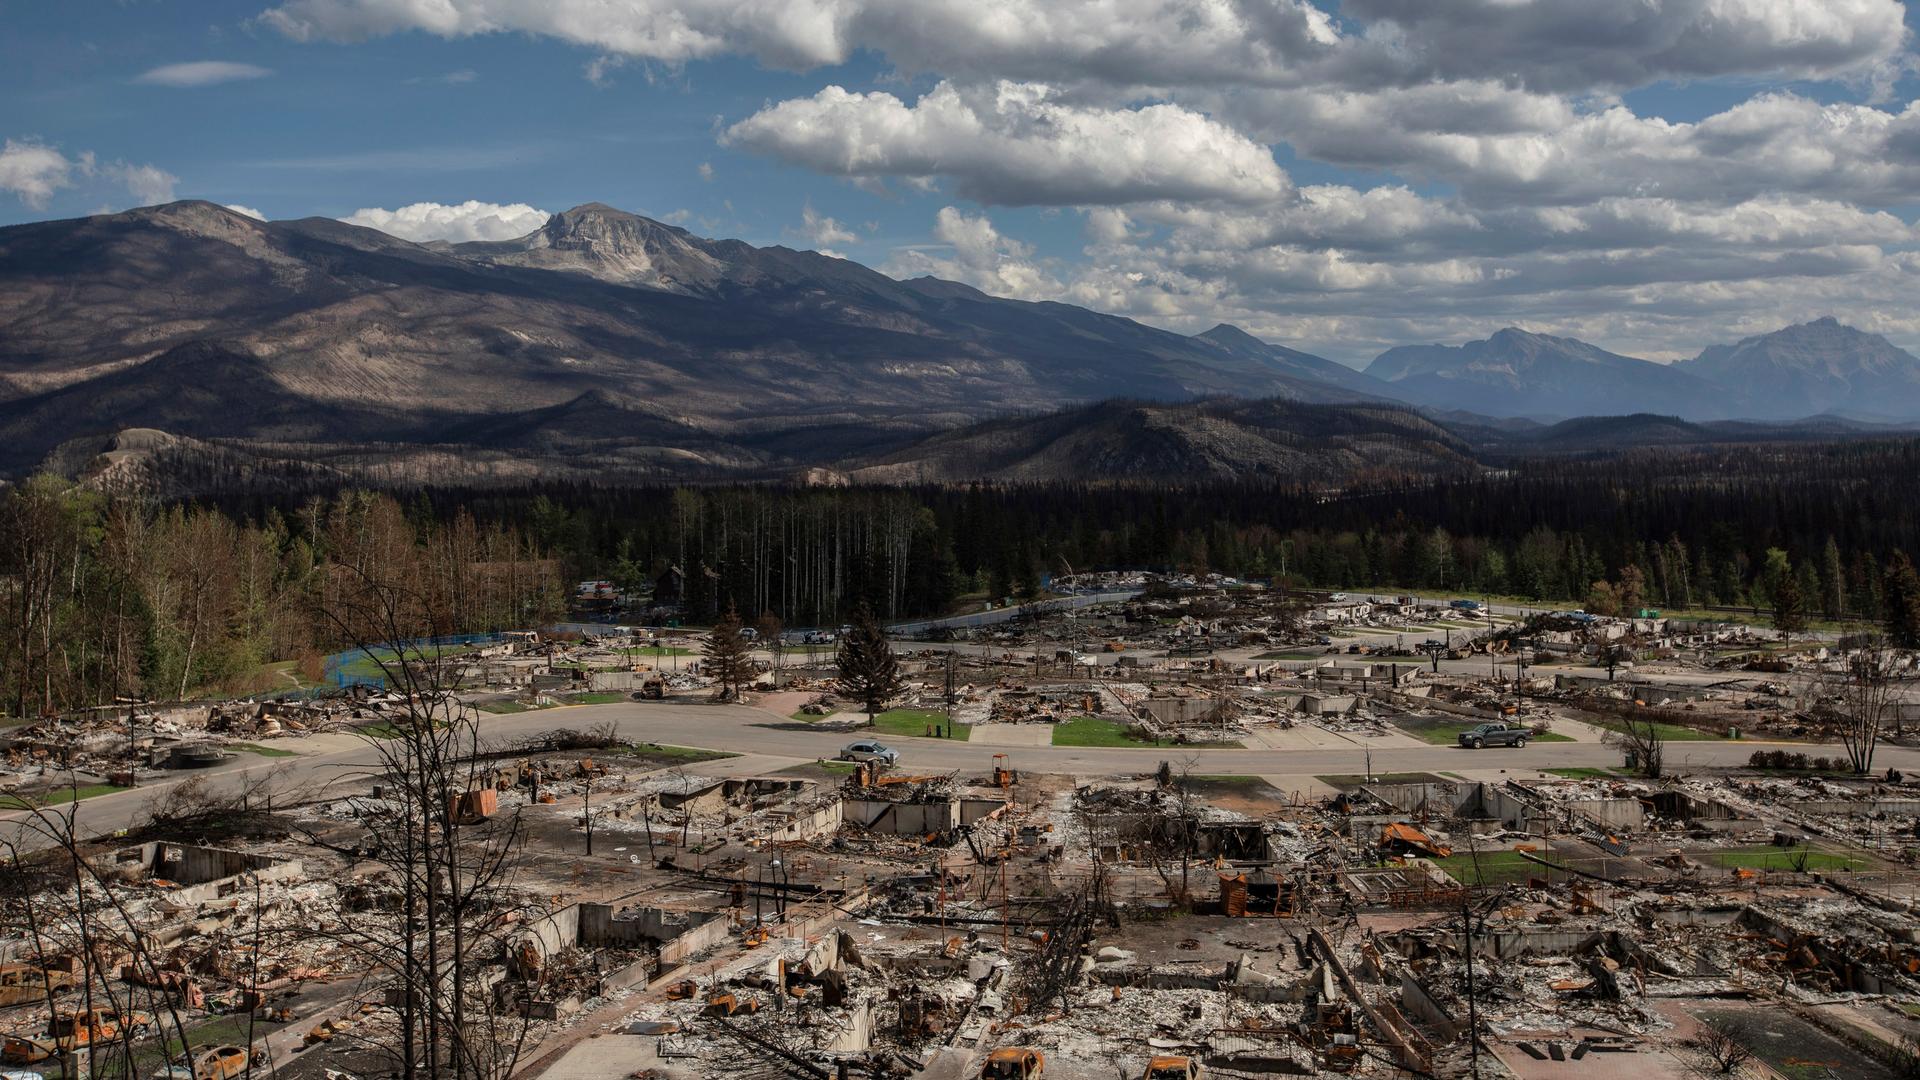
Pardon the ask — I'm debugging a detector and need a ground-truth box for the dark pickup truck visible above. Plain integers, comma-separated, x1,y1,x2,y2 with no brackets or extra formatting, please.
1457,722,1531,749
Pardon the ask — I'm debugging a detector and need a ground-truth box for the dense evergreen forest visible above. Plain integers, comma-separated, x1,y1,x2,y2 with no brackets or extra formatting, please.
8,437,1920,715
392,440,1920,628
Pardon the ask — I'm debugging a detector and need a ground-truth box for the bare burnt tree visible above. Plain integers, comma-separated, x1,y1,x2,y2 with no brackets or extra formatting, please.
1685,1017,1755,1075
294,502,539,1080
1604,713,1665,779
1833,648,1897,775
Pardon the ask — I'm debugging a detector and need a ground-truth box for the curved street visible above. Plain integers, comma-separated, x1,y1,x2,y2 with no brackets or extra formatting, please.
6,696,1912,852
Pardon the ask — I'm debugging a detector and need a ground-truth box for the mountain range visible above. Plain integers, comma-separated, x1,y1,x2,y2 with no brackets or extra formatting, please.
2,200,1919,487
1362,320,1920,422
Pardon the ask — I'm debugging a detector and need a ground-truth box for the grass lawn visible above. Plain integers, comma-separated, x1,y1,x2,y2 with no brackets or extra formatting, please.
868,708,972,741
618,645,695,658
1051,716,1241,748
1705,845,1876,873
1399,720,1573,746
1432,849,1542,885
790,708,834,722
1588,716,1721,741
559,691,629,705
1253,650,1326,661
1316,771,1449,789
0,783,124,810
233,742,297,758
1543,767,1618,780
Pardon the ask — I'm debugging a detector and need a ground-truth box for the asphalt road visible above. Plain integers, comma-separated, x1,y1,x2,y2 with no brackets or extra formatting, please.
7,698,1915,854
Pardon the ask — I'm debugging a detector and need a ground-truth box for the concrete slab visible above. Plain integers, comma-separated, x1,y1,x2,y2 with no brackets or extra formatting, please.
1244,725,1425,751
1244,725,1357,750
533,1033,661,1080
1257,774,1341,800
967,723,1055,748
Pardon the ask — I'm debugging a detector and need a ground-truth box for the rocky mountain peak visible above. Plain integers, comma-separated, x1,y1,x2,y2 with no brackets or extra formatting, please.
454,202,727,289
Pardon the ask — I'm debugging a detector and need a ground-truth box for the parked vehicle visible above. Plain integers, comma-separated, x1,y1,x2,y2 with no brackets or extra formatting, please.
1143,1058,1203,1080
5,1010,150,1064
837,741,899,766
980,1047,1046,1079
152,1044,250,1080
1457,722,1530,749
1449,599,1481,611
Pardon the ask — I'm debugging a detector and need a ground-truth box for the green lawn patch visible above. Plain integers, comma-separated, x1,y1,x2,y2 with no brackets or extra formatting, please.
1397,720,1573,746
1050,716,1240,748
868,708,971,741
1253,650,1325,661
560,691,628,705
618,645,694,658
232,742,297,758
1316,771,1449,790
1588,717,1720,742
1704,845,1876,873
0,783,124,810
1432,849,1541,886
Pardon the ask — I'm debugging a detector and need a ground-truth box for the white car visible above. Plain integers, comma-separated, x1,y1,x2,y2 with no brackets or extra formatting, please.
837,741,899,766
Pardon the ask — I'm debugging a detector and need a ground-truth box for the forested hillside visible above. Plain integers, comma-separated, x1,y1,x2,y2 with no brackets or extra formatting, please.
10,437,1920,717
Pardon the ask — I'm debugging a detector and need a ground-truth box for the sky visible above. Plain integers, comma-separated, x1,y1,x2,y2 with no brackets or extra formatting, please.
2,0,1919,367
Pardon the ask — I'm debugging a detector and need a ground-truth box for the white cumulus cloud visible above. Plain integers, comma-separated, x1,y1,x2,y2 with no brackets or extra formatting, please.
0,138,86,209
134,61,273,87
794,202,857,252
255,0,1906,94
885,206,1061,298
724,81,1288,206
108,163,178,206
339,200,551,242
225,204,268,220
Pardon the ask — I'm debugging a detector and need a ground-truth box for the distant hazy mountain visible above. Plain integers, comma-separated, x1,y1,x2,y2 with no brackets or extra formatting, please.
1677,317,1920,420
836,398,1474,485
0,201,1386,476
1192,324,1403,402
1365,327,1726,420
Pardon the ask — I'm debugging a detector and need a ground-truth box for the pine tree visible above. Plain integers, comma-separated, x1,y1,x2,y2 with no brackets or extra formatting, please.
1821,537,1847,619
702,605,752,702
836,603,902,727
1772,568,1807,640
1884,551,1920,649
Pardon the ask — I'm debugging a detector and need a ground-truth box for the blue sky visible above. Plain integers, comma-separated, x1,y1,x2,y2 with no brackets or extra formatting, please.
4,0,1919,365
